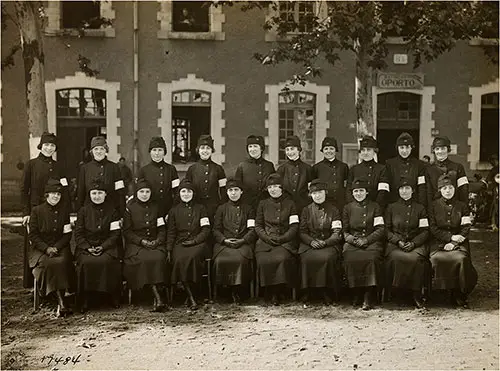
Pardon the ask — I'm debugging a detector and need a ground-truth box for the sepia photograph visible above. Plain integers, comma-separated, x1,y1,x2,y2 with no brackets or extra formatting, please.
1,0,499,369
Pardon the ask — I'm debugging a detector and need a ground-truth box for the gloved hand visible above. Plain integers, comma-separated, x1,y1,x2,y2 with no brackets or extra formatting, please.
182,239,196,247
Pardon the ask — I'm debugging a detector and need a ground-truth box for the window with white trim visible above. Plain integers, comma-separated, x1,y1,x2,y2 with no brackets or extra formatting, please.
265,1,327,42
172,1,209,32
278,91,315,164
44,0,115,37
61,1,101,29
279,1,314,34
157,0,225,40
479,93,499,162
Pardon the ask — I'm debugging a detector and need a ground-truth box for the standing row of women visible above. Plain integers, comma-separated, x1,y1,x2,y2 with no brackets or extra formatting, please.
24,130,478,315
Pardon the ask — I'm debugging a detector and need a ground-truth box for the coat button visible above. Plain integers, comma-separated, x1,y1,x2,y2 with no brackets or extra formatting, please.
98,225,101,229
160,173,163,176
160,189,163,192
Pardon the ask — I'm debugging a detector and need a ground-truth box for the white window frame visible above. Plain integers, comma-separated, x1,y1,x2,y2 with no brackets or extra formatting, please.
265,0,327,42
44,0,115,38
45,72,121,161
265,81,330,165
157,0,225,41
468,78,500,170
158,74,226,167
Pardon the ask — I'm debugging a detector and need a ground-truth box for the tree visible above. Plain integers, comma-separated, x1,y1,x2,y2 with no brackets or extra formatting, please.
1,1,111,158
243,1,498,141
2,2,47,155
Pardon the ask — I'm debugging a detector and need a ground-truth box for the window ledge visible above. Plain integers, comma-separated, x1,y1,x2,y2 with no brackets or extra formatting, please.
469,37,499,46
385,36,408,45
157,30,224,41
44,27,115,38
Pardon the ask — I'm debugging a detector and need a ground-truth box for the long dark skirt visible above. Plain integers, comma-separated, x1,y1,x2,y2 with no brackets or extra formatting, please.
123,246,167,290
299,244,341,291
171,242,207,284
255,245,297,288
343,242,383,288
76,252,122,293
385,244,430,291
430,243,478,294
33,251,74,297
213,244,253,286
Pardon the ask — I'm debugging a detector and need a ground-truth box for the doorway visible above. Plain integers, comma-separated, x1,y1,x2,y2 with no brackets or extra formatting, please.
171,90,211,163
376,92,421,164
56,88,106,180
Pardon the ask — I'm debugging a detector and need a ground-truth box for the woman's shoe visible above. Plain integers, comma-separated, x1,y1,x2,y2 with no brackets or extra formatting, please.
413,292,426,309
322,290,333,306
362,290,373,311
271,294,279,306
231,291,241,305
455,292,469,309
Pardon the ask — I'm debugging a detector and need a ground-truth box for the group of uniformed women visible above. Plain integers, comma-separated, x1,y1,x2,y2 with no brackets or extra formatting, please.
23,130,478,316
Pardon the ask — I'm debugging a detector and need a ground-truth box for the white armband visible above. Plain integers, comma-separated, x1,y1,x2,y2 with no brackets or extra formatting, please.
110,221,121,231
157,217,165,227
247,219,255,228
172,179,180,188
417,176,425,185
377,182,390,192
457,176,468,188
115,180,125,190
289,215,299,224
373,216,384,226
331,220,342,229
63,223,72,234
418,218,429,228
461,216,471,225
218,178,227,187
200,217,210,227
60,177,68,186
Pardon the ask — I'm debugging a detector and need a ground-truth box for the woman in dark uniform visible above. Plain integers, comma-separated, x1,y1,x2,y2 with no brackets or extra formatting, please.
347,136,389,209
277,135,314,215
28,179,74,317
425,136,469,206
429,174,478,308
342,178,386,310
384,177,430,308
298,179,343,305
185,134,227,221
137,136,180,218
385,132,427,207
21,132,69,288
123,179,167,311
77,136,125,216
75,179,122,312
234,135,275,210
167,179,211,310
255,173,299,305
312,137,349,211
212,178,256,304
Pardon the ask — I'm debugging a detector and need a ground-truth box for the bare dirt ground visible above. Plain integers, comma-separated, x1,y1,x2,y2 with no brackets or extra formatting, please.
1,226,498,370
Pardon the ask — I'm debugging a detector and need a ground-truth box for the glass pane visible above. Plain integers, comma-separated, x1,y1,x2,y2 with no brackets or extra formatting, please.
172,1,210,32
279,92,295,104
173,92,182,103
181,92,190,102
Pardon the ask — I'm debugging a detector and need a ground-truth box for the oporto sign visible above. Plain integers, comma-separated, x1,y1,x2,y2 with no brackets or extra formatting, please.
377,72,424,90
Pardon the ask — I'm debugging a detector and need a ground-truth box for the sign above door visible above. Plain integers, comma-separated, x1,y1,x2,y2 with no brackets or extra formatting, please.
377,72,424,90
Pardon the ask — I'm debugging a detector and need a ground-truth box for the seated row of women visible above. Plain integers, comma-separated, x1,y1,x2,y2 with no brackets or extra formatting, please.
29,172,477,316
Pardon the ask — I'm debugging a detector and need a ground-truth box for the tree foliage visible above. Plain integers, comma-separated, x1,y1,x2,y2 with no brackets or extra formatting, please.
250,1,498,84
